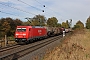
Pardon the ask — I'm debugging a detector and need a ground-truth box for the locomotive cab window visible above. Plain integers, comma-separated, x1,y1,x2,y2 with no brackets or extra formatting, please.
17,28,26,32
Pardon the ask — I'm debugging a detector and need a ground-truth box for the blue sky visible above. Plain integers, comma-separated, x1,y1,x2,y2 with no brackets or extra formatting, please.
0,0,90,26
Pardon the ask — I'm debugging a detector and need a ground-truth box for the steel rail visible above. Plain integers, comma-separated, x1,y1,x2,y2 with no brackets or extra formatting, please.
0,35,62,60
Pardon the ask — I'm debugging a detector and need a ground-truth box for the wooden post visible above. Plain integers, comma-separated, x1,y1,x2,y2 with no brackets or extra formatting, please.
5,35,7,47
0,40,1,47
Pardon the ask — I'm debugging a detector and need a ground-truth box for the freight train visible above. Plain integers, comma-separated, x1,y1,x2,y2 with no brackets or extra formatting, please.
14,26,65,44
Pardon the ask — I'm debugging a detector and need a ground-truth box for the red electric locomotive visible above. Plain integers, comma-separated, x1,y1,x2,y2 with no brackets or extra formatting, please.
15,26,47,43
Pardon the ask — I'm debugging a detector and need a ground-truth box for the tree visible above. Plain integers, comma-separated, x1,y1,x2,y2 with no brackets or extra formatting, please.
25,15,46,26
47,17,58,27
0,17,23,37
23,21,31,26
2,21,11,36
34,15,46,26
61,20,71,28
61,22,66,28
73,20,84,30
61,22,69,28
86,16,90,29
56,23,61,27
5,17,15,36
14,18,23,26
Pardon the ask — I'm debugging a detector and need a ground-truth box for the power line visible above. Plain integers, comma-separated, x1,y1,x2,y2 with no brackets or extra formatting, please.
17,0,44,12
33,0,56,17
0,10,20,16
0,2,36,15
34,0,57,13
34,0,45,7
34,0,64,19
0,7,25,17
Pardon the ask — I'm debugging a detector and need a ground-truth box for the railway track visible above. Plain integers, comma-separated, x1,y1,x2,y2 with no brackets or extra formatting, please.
0,44,21,52
0,44,21,58
0,35,63,60
17,35,62,59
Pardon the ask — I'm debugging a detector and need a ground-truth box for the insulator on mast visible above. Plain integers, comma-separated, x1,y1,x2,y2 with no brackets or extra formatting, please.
42,10,44,12
43,5,45,7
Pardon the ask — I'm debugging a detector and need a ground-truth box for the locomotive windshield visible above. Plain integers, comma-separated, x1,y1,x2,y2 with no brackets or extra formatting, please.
17,28,26,32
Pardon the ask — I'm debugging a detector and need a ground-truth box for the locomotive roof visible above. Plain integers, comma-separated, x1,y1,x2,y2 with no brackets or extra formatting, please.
32,26,44,28
17,26,44,28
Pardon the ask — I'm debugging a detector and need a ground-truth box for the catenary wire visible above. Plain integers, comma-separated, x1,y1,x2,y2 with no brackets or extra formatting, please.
0,2,36,15
0,10,19,16
34,0,65,20
34,0,59,14
17,0,43,12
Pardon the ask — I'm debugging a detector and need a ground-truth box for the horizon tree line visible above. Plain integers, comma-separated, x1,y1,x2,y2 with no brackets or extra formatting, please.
0,15,90,38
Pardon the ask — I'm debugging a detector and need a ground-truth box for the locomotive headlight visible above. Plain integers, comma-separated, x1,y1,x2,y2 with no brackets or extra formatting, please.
23,34,26,35
16,34,19,38
16,34,19,35
23,34,26,38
